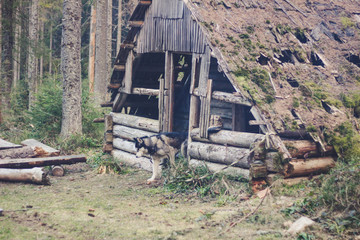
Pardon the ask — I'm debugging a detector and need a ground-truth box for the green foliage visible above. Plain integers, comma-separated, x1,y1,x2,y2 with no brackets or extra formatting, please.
163,157,248,199
276,24,291,35
239,33,250,39
306,125,317,133
340,17,355,29
340,93,360,117
293,97,300,108
87,152,123,174
325,122,360,159
1,76,103,152
246,26,255,34
297,233,315,240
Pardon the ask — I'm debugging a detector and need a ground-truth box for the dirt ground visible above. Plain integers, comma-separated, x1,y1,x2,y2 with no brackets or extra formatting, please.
0,163,333,240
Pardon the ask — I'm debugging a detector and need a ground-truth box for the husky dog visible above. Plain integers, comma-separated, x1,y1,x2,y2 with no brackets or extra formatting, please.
134,132,187,184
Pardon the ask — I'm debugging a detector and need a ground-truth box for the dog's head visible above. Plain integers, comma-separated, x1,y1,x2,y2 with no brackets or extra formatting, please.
134,137,149,158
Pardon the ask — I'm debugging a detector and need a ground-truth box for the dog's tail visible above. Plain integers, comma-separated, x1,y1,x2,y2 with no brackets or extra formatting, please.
180,139,188,158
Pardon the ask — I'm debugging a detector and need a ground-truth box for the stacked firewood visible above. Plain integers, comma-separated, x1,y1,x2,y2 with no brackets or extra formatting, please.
0,138,86,185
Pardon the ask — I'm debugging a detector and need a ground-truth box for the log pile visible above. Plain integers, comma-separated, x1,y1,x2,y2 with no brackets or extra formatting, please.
0,138,86,184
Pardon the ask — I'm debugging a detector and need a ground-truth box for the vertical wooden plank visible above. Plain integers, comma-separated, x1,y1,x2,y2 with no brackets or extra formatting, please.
198,45,211,97
232,104,247,131
123,50,134,94
199,79,213,138
164,51,174,132
159,77,165,132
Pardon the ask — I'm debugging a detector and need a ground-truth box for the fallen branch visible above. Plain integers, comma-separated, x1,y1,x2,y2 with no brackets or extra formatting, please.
226,187,271,231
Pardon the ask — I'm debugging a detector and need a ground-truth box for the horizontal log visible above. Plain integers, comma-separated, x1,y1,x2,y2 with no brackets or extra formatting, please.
110,112,159,132
93,118,105,123
113,137,151,158
112,149,152,172
129,21,144,27
132,88,159,96
0,155,86,168
0,139,22,150
139,0,151,5
101,101,114,108
191,128,264,148
189,159,250,179
278,130,311,140
266,174,321,186
193,89,252,106
0,146,37,159
21,139,60,157
188,141,252,169
0,167,49,184
283,157,336,178
113,65,125,71
250,163,267,179
283,140,334,158
113,125,156,141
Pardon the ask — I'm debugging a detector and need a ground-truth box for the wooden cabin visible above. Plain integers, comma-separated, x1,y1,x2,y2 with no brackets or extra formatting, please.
102,0,346,181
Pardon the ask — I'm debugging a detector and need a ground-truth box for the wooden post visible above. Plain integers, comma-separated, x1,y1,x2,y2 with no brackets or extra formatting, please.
104,114,113,153
163,51,174,132
123,50,134,94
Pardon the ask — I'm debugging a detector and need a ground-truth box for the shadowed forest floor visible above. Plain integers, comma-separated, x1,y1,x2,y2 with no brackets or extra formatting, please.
0,163,335,240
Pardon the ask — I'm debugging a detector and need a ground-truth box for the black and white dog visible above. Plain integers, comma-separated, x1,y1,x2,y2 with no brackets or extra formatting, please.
134,132,187,184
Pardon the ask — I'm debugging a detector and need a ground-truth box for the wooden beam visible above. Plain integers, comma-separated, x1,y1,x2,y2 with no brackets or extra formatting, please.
0,139,22,150
113,65,125,71
0,155,87,168
129,21,144,27
193,89,252,106
108,83,121,89
123,50,134,94
113,125,155,140
21,139,60,157
249,120,266,126
139,0,152,6
120,43,135,49
111,112,159,132
100,101,113,107
131,88,159,96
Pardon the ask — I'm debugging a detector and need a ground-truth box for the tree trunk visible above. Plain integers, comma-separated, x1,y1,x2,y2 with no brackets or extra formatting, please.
28,0,39,109
2,0,15,111
60,0,83,138
39,19,44,83
116,0,122,54
107,0,113,81
0,168,50,185
49,20,53,75
94,0,109,103
13,3,21,89
88,4,96,93
0,0,2,123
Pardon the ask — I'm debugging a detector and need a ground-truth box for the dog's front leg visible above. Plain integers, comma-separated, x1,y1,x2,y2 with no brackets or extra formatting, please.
147,158,161,184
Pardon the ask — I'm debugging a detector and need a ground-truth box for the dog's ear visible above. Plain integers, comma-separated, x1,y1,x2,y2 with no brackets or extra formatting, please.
134,138,142,148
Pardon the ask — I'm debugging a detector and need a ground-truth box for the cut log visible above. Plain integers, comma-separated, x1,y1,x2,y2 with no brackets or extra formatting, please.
0,146,37,159
112,149,152,172
265,152,285,173
0,139,22,150
278,130,311,140
191,128,264,148
283,140,334,158
103,143,113,153
110,112,159,132
104,132,113,143
21,139,60,157
250,163,267,179
104,114,113,133
51,166,64,176
188,141,252,169
283,157,336,178
113,125,156,141
0,155,86,169
0,167,50,184
189,159,250,179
